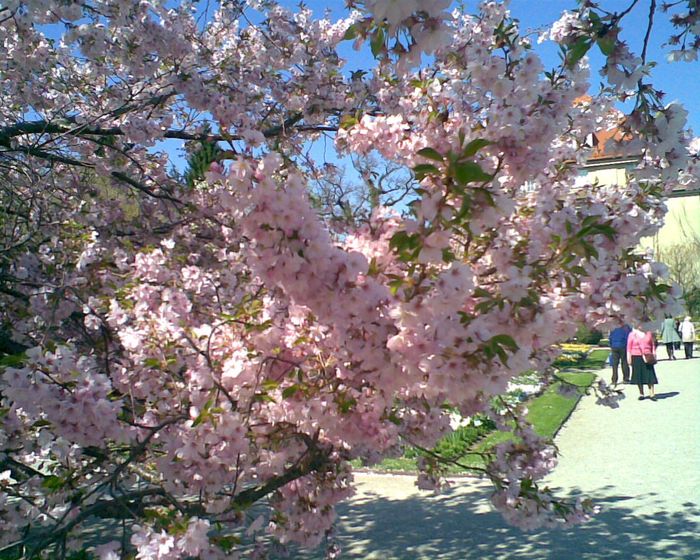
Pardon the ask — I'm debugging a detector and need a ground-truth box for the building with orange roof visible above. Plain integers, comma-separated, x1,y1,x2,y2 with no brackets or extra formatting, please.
578,123,700,256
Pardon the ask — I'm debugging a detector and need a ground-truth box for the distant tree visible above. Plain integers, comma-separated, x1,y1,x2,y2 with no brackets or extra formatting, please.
311,154,415,228
684,286,700,318
657,242,700,314
183,128,224,189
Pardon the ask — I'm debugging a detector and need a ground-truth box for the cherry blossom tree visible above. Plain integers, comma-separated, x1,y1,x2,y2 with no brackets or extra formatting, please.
0,0,698,558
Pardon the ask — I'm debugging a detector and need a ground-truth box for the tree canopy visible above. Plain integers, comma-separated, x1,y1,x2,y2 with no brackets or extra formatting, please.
0,0,698,558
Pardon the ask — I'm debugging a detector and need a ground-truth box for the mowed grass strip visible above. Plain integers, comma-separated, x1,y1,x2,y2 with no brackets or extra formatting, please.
468,370,596,466
574,348,609,370
355,350,603,474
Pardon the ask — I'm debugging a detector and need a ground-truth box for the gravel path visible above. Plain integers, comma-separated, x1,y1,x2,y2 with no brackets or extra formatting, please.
307,357,700,559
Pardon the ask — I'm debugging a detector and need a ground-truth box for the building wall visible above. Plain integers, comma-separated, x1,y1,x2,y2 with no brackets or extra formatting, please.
579,161,700,251
577,166,629,188
640,193,700,252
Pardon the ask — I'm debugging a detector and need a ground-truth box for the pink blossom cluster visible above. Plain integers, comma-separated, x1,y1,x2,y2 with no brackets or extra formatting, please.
488,424,597,530
2,345,129,448
129,517,212,560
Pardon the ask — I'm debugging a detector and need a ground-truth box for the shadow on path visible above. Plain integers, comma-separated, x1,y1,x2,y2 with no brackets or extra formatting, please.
296,485,700,560
291,359,700,560
653,391,680,400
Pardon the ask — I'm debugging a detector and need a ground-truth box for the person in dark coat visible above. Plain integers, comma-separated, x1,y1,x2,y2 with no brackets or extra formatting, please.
609,321,631,385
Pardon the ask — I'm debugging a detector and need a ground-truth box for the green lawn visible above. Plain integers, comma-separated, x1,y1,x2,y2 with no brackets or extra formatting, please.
552,347,609,370
469,370,595,463
357,361,599,474
575,348,609,370
527,371,596,438
352,456,418,472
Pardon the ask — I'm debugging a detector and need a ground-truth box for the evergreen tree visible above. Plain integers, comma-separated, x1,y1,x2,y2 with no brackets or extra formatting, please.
183,129,222,188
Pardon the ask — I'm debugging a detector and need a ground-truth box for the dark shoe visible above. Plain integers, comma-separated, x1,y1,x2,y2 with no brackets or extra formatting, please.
650,396,657,401
638,396,645,401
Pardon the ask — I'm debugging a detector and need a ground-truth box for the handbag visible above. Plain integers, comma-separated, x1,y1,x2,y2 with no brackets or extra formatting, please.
643,353,657,365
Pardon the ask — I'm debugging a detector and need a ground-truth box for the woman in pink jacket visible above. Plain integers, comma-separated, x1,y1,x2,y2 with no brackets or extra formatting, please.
627,322,659,401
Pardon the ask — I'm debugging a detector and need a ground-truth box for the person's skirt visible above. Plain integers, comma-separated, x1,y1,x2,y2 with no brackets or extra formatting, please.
631,355,658,385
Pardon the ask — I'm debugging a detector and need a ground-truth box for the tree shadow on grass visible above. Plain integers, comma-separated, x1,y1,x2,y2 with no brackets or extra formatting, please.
294,483,700,560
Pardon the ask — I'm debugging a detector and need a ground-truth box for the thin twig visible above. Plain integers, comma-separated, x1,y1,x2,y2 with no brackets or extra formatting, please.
641,0,657,63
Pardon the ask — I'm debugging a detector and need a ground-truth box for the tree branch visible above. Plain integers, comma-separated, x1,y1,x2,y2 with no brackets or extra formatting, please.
0,115,338,145
0,144,181,203
641,0,658,63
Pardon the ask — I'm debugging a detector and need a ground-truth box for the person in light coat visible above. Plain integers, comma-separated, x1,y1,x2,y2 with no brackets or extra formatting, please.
659,314,681,360
680,316,696,359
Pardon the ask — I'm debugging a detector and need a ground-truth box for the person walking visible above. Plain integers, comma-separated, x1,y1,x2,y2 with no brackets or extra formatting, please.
659,314,681,360
627,322,658,401
609,322,632,385
680,316,696,359
674,318,682,351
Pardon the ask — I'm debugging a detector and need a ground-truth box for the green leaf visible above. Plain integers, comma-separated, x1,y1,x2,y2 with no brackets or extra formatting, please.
416,147,444,162
389,231,422,262
339,114,358,130
597,36,615,56
566,36,592,68
585,243,599,259
413,163,440,181
293,335,309,346
343,23,358,41
336,395,357,413
593,223,616,240
0,352,26,368
475,300,496,313
454,161,492,185
261,380,279,391
143,358,161,369
473,287,491,298
370,27,385,57
213,535,242,553
441,248,456,263
456,310,471,322
389,230,409,250
192,396,216,427
489,334,519,352
388,278,404,295
282,385,300,399
462,138,492,158
386,411,402,425
253,393,276,404
42,475,65,492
